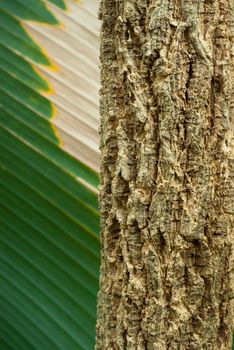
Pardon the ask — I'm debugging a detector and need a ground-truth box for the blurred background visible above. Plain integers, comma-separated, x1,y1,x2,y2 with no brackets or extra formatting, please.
0,1,100,349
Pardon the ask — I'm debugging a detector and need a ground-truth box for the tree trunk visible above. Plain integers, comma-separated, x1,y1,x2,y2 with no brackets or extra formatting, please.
95,1,234,349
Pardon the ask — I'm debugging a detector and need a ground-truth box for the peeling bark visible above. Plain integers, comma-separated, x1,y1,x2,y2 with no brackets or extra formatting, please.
96,1,234,349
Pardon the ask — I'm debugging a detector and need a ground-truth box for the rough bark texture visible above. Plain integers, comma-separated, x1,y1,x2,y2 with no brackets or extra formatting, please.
96,1,234,349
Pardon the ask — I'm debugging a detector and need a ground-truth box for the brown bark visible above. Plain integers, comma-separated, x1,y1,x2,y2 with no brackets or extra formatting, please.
95,1,234,349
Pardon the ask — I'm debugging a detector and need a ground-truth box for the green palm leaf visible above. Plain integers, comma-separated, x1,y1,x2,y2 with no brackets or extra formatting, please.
0,1,100,349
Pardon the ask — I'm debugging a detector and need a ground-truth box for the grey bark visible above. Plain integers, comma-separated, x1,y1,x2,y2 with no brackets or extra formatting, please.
96,1,234,349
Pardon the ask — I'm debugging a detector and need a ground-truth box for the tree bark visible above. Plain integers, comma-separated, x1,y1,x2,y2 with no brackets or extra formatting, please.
95,1,234,349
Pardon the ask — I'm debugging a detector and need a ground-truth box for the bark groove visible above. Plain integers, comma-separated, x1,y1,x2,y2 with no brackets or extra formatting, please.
96,1,234,349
